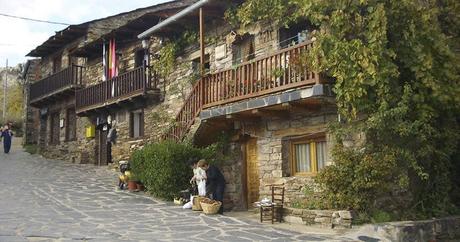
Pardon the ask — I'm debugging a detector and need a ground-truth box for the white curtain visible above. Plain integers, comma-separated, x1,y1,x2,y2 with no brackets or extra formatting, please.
295,143,311,172
316,141,327,170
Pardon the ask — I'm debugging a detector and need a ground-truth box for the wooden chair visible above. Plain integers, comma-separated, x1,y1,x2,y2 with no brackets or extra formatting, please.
260,185,285,223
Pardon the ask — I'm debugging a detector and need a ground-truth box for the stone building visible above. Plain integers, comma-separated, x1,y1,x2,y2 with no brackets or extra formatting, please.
25,0,337,213
133,1,335,211
22,59,40,145
25,1,196,163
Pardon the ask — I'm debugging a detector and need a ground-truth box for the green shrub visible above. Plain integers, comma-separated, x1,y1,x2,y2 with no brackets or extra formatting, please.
371,210,392,223
130,140,214,200
23,144,38,154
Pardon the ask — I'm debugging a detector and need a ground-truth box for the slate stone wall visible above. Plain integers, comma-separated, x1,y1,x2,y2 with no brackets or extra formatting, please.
283,208,353,228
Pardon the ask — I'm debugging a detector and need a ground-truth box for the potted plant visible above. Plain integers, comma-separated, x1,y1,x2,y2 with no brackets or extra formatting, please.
136,181,145,191
125,171,138,191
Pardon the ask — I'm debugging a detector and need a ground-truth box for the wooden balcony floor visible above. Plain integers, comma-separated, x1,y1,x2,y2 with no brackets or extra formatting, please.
200,84,333,121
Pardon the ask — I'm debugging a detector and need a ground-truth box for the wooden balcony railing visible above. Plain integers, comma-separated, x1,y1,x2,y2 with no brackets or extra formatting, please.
164,40,324,141
76,66,156,113
30,64,84,103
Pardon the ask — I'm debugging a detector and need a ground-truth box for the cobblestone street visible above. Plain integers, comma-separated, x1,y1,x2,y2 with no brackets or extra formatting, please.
0,140,360,242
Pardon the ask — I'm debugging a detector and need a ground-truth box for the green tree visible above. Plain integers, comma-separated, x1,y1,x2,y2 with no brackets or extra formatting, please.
0,65,24,127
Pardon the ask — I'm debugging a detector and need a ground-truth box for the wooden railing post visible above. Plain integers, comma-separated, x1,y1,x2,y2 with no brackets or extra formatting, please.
201,77,205,107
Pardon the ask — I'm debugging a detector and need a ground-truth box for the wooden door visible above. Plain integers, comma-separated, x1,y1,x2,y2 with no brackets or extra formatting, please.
39,115,48,149
96,128,109,166
246,138,260,206
50,112,60,145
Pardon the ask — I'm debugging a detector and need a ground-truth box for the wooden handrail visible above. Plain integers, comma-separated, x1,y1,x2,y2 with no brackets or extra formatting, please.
163,79,203,141
76,66,156,113
30,64,84,102
163,40,323,142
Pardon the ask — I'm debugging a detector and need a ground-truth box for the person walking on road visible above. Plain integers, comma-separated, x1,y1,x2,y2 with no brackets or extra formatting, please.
1,124,13,154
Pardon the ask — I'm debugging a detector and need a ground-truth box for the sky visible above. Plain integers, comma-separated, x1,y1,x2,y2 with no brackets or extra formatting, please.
0,0,172,67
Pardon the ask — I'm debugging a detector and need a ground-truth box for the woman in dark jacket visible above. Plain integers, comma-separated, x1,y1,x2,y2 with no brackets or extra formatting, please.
1,124,13,154
198,159,225,214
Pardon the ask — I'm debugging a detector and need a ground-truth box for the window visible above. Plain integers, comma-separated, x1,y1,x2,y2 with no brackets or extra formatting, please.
116,111,126,123
279,21,313,49
134,49,145,68
66,108,77,141
232,34,255,65
52,55,62,73
192,55,210,74
129,110,144,138
291,136,327,175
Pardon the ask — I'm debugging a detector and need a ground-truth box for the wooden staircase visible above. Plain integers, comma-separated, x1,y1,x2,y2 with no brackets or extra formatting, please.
163,40,323,142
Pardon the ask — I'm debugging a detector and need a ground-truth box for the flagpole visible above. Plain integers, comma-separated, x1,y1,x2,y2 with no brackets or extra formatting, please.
2,59,7,122
102,40,106,81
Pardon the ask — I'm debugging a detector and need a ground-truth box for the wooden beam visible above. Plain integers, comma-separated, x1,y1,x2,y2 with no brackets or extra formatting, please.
225,113,261,122
199,7,205,76
251,108,289,118
283,101,321,112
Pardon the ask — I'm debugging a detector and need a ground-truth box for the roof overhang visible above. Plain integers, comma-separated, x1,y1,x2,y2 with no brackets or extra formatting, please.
26,25,88,57
138,0,243,39
26,0,199,58
71,0,199,57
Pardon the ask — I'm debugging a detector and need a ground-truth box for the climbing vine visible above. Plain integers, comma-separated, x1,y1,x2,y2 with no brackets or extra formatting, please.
152,30,198,78
153,41,177,78
229,0,460,220
224,0,298,28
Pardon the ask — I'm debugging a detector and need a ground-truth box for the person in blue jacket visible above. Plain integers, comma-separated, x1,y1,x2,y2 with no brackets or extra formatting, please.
1,124,13,154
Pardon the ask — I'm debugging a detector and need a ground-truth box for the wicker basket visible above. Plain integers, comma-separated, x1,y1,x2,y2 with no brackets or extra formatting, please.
192,196,206,211
200,198,222,215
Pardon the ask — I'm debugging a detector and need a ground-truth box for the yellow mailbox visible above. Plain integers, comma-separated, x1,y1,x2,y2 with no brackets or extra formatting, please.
85,125,95,138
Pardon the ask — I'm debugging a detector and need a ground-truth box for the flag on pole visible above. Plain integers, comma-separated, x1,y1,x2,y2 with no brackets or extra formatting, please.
108,40,112,79
114,39,118,77
102,40,107,81
111,38,117,78
103,38,118,80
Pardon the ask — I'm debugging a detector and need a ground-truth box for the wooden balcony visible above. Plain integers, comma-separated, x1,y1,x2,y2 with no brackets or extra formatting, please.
164,40,327,141
29,64,84,106
76,66,157,114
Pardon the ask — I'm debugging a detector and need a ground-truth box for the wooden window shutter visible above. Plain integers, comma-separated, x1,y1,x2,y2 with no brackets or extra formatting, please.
129,112,134,138
140,111,145,137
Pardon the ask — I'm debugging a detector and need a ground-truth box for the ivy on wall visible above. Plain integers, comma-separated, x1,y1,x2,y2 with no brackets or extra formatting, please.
229,0,460,221
151,30,198,78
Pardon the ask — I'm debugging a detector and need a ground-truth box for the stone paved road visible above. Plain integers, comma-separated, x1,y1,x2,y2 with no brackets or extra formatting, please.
0,140,364,242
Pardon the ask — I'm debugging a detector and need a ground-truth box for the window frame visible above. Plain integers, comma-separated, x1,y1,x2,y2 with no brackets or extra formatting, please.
290,134,327,176
129,109,144,139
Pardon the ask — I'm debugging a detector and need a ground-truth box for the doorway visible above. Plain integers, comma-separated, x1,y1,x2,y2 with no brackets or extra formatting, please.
39,115,48,149
96,124,110,166
49,112,60,145
245,137,260,208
